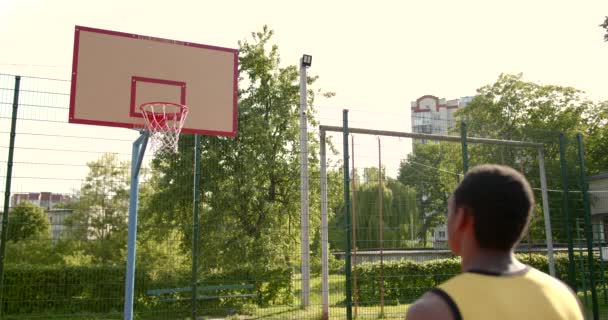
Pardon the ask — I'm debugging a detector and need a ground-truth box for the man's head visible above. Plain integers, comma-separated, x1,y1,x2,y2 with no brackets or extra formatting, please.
447,164,535,255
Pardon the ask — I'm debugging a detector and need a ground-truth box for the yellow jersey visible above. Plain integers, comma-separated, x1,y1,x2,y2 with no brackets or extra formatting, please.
434,266,584,320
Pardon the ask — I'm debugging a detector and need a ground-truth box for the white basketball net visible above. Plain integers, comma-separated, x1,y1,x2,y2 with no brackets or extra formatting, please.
140,102,189,154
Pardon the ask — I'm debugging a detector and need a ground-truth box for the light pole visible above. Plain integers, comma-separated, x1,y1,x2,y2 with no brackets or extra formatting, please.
299,54,312,307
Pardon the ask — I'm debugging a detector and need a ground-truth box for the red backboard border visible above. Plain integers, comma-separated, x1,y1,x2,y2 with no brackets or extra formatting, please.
69,25,238,137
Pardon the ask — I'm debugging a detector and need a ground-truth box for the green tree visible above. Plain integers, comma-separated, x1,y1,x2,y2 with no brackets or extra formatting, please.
7,201,50,242
584,101,608,173
142,26,332,297
454,73,606,189
321,168,347,256
329,167,419,251
398,143,460,246
64,153,131,264
454,73,608,242
455,74,593,141
455,73,607,175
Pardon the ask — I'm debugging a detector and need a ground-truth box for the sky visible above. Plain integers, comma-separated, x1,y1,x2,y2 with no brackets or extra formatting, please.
1,0,608,202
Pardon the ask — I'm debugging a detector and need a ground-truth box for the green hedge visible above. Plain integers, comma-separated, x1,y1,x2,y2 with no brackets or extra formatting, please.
356,257,458,305
206,267,294,310
2,265,144,314
2,264,293,315
355,253,597,305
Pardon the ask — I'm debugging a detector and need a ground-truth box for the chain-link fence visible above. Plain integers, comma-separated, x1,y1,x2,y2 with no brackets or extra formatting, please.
318,109,607,320
0,73,319,320
1,73,607,320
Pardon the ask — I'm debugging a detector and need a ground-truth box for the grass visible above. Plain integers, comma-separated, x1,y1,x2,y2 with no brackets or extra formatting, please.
228,274,408,319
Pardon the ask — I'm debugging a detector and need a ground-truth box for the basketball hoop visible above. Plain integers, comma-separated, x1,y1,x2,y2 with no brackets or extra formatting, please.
140,102,188,154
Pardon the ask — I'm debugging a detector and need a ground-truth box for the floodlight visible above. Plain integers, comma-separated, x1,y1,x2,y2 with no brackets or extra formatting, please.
301,54,312,67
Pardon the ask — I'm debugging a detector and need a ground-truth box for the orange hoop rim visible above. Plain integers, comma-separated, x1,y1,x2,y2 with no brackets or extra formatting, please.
139,101,189,121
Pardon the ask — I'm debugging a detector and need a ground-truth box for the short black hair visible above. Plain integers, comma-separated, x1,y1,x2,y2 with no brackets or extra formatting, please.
453,164,535,251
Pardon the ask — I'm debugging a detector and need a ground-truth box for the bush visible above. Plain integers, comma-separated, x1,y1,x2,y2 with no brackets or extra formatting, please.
238,303,258,315
355,253,595,305
2,264,293,315
2,265,147,314
357,258,459,305
200,266,294,307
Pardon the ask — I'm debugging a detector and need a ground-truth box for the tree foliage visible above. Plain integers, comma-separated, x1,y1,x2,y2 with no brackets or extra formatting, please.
7,201,50,242
329,168,419,251
65,153,130,241
398,143,460,246
457,74,595,138
454,73,608,241
62,153,130,264
394,74,607,246
142,26,331,283
455,74,607,178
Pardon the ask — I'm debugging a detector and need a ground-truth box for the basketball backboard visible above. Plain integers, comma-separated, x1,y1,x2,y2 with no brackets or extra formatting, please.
69,26,238,136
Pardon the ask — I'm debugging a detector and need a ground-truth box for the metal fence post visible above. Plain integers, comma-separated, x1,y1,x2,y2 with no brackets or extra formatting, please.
577,133,598,320
559,134,576,290
538,147,555,277
343,110,353,320
320,129,329,320
192,134,201,319
460,121,469,173
351,135,358,318
0,75,20,317
378,137,385,317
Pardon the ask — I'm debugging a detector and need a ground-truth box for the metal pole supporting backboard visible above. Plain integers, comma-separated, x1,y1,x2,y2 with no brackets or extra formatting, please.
320,129,329,320
124,131,148,320
538,146,555,277
299,58,310,307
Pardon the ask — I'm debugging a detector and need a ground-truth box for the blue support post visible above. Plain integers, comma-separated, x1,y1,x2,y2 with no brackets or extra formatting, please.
124,131,149,320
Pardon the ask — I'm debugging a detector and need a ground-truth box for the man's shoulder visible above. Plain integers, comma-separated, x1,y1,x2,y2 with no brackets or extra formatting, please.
525,267,575,291
525,267,584,309
406,289,460,320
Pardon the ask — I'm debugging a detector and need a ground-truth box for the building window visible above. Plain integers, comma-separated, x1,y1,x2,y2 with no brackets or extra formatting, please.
438,231,446,238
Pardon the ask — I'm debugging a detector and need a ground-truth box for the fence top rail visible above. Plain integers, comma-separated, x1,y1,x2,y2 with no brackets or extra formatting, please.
319,125,544,148
0,73,70,82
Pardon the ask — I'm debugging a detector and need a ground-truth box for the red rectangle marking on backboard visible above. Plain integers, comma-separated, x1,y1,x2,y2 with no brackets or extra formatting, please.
129,76,186,118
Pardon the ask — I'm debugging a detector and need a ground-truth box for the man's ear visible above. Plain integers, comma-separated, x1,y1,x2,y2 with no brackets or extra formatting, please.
455,206,473,231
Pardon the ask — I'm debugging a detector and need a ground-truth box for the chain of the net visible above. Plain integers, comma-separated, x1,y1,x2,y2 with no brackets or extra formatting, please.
141,103,188,154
